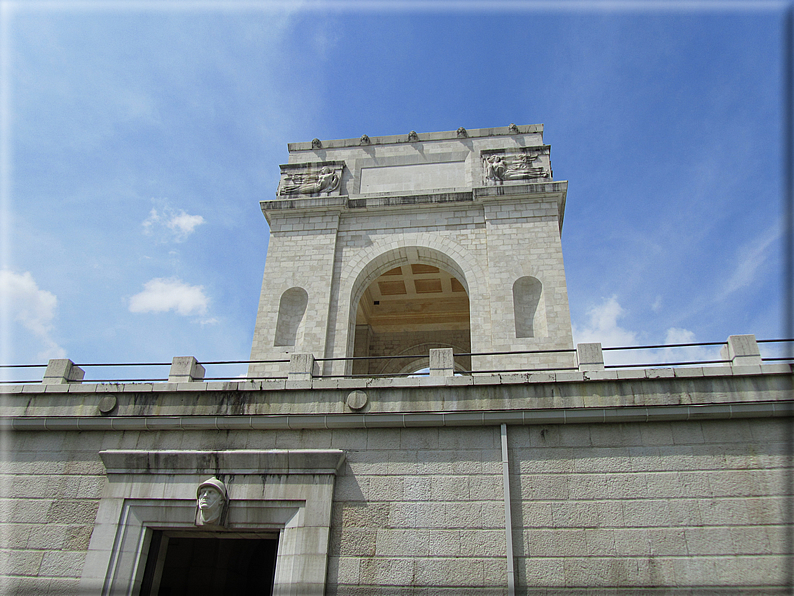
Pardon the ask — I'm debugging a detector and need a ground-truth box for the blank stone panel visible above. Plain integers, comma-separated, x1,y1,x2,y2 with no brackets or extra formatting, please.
359,162,466,193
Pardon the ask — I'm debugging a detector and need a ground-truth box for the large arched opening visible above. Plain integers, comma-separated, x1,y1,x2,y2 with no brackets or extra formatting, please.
349,248,471,376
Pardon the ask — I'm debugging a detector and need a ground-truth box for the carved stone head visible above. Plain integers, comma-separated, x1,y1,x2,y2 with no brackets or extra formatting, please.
311,138,322,149
508,123,520,134
456,127,467,138
407,131,419,142
360,134,370,145
196,477,229,527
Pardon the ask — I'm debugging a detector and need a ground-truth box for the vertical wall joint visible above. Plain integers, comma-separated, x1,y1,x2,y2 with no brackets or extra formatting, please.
501,423,516,596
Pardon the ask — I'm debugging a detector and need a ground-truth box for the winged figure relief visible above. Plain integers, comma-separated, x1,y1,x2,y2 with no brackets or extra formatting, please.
279,166,340,196
484,153,548,183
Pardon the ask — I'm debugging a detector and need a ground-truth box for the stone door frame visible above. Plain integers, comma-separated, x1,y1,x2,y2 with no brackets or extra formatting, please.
78,449,345,596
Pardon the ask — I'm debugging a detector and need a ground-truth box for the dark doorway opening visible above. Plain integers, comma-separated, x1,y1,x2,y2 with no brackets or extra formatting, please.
140,531,279,595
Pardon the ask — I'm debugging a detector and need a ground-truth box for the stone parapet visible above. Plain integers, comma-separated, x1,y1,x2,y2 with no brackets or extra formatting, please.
2,364,790,421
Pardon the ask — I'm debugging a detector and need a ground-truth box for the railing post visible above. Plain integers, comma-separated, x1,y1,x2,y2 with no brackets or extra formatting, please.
429,348,455,377
288,353,317,381
720,335,762,366
42,359,85,384
576,343,604,371
168,356,205,383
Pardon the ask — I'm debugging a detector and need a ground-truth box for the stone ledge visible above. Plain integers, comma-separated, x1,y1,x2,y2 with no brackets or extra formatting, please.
347,191,473,210
99,449,346,475
287,124,544,151
5,401,792,433
474,181,568,200
260,196,347,212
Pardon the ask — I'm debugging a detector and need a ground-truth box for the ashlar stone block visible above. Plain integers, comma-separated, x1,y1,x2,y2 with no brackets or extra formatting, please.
720,334,762,366
576,343,604,371
42,359,84,385
167,356,205,383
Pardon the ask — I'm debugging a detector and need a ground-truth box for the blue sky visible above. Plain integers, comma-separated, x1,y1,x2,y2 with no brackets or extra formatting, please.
0,1,788,379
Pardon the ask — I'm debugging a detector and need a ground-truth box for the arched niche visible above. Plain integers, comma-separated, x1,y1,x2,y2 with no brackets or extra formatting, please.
348,248,471,376
513,276,547,339
274,287,308,347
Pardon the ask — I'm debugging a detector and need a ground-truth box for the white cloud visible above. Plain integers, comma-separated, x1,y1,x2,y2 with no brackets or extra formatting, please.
651,295,663,312
142,203,205,242
721,225,781,297
0,270,66,360
129,278,209,316
168,212,205,237
659,327,721,365
573,296,645,366
573,296,719,367
664,327,695,345
573,295,637,348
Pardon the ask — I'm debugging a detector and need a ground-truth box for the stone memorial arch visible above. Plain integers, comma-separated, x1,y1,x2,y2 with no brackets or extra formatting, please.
249,124,575,379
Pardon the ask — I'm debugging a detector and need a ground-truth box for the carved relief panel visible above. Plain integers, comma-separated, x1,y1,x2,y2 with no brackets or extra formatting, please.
481,146,552,185
277,161,346,197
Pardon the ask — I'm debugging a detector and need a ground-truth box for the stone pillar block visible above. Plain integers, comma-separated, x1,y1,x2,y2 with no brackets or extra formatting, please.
168,356,205,383
429,348,455,377
42,359,85,384
720,335,762,366
289,353,318,380
577,343,604,371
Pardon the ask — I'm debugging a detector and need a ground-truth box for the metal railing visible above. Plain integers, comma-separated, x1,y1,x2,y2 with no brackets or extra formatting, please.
1,339,791,385
601,338,793,369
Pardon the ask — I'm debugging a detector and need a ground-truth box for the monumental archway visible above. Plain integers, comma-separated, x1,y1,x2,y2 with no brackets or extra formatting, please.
350,253,472,376
250,125,574,379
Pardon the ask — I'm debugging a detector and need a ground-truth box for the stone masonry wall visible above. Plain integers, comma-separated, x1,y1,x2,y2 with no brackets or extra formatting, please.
249,212,341,378
509,418,790,591
0,431,106,595
482,199,574,363
327,426,507,594
1,416,789,593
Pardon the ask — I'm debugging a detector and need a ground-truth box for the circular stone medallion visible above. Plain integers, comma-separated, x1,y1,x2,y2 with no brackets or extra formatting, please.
346,390,368,411
98,395,118,416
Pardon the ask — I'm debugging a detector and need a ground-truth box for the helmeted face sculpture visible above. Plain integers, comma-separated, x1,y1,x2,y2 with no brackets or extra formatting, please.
196,477,228,526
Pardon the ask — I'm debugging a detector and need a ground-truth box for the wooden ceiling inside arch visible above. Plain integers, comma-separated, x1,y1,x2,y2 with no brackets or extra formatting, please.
356,264,470,332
